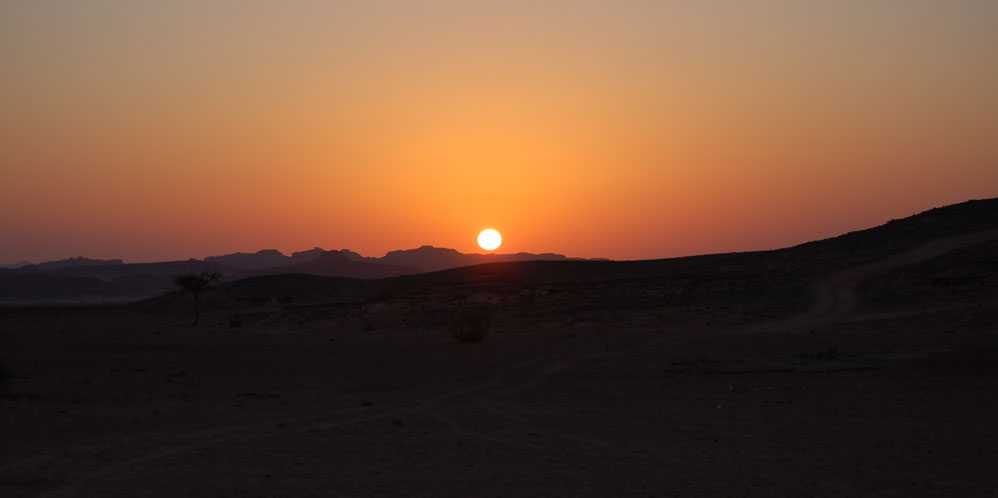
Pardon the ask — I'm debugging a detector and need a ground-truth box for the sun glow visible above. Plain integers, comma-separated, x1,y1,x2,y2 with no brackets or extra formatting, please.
477,229,502,251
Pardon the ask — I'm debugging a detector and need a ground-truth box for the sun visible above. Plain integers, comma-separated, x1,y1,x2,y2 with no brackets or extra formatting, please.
477,229,502,251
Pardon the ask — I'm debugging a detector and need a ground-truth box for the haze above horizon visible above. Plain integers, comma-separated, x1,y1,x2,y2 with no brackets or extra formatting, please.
2,1,997,263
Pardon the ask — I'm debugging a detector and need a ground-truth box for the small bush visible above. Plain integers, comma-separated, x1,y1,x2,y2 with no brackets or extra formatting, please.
227,312,243,328
447,305,493,343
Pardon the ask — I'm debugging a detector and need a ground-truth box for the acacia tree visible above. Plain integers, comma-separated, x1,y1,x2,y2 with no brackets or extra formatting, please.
173,270,221,326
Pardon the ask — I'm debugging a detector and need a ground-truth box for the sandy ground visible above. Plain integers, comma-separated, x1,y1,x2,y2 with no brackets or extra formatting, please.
2,235,998,497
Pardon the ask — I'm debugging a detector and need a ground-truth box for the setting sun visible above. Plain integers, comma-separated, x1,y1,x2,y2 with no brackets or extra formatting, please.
478,229,502,251
1,3,996,495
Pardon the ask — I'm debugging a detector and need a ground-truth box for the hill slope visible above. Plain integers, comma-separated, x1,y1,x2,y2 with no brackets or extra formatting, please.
195,198,997,317
6,198,997,307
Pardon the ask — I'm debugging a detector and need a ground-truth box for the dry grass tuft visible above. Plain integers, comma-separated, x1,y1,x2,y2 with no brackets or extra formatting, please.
447,305,493,343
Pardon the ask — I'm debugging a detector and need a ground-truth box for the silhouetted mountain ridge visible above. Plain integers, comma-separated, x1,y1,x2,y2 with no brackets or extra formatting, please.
200,198,998,308
0,260,234,303
34,257,124,271
785,198,998,266
377,245,585,272
0,261,32,270
204,245,587,274
204,247,327,269
4,198,996,305
259,250,419,278
204,249,288,269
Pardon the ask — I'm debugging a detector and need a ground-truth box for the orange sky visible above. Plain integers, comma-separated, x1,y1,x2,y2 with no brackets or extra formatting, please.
2,1,997,263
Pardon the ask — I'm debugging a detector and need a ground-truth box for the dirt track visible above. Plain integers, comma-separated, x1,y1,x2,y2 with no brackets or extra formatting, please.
759,229,998,333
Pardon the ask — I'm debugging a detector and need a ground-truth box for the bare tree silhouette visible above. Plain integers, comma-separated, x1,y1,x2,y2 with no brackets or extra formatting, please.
173,270,221,326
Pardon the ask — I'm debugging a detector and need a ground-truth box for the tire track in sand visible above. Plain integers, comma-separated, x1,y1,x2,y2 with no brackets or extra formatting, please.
757,229,998,333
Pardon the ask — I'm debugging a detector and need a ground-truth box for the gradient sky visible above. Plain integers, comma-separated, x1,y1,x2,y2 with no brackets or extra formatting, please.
2,1,997,263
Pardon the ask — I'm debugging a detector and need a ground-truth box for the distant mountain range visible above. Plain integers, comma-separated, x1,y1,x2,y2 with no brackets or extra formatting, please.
204,245,593,274
368,245,596,272
0,261,33,270
0,245,598,303
203,248,325,270
5,197,996,305
257,250,419,279
36,257,124,270
208,197,998,310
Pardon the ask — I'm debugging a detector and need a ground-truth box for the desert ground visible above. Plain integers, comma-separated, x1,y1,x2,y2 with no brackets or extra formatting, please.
3,216,998,496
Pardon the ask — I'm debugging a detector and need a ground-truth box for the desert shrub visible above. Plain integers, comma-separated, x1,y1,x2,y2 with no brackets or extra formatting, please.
173,270,222,326
227,311,243,328
447,305,493,343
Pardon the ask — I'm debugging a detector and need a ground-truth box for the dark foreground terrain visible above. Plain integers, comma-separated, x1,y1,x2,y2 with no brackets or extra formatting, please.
2,200,997,497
